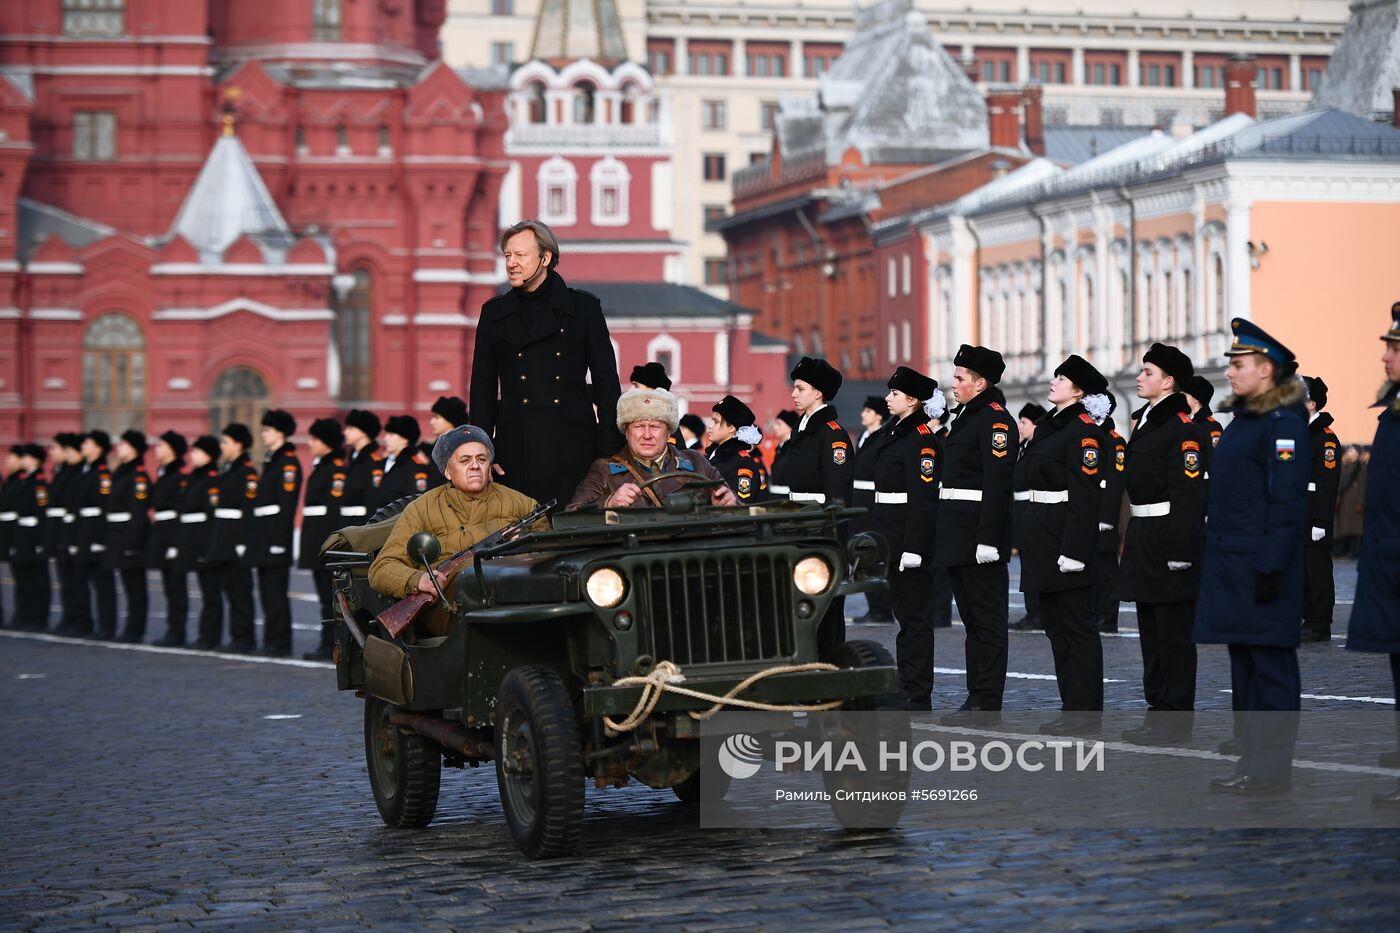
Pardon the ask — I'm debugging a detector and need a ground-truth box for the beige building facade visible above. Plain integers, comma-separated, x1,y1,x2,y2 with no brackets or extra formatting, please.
443,0,1347,293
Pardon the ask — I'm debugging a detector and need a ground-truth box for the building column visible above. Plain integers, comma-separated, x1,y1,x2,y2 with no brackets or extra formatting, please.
675,36,689,76
1191,194,1207,360
734,38,747,77
1289,53,1301,92
1072,47,1085,86
950,218,977,352
1225,185,1252,327
1017,45,1030,84
1182,50,1195,89
1127,48,1140,87
790,39,801,77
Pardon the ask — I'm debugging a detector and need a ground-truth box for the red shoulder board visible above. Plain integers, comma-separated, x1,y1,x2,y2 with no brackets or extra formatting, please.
1323,426,1336,437
1110,430,1123,440
989,402,1005,412
332,457,344,467
826,420,841,431
739,449,753,459
413,452,430,465
370,451,385,462
916,423,932,435
1079,413,1095,424
1177,412,1193,425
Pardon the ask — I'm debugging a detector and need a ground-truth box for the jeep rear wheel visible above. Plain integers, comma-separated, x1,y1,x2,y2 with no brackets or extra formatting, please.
831,638,897,711
494,666,585,859
364,696,441,829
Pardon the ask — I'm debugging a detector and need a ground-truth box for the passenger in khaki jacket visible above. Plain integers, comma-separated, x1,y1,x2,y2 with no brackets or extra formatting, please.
370,425,538,599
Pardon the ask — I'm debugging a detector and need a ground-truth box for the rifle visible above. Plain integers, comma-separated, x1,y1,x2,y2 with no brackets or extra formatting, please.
375,498,556,638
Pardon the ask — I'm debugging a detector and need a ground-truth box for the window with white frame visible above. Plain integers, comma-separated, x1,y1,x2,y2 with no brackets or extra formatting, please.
646,334,682,382
590,158,630,226
902,254,911,295
902,321,911,361
538,157,578,226
887,324,897,364
73,111,117,161
887,257,897,298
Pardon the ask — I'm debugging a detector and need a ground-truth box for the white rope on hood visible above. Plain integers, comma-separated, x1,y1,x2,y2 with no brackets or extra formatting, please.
1083,393,1112,423
736,425,762,446
924,388,947,421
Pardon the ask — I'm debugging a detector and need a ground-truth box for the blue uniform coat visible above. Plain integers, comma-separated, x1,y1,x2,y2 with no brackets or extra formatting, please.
1346,384,1400,654
1193,379,1310,647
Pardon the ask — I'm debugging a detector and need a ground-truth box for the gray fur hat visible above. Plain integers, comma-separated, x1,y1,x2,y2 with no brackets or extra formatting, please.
432,424,495,472
616,387,680,433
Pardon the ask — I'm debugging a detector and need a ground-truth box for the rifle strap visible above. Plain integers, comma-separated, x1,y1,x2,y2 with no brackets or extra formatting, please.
609,454,665,508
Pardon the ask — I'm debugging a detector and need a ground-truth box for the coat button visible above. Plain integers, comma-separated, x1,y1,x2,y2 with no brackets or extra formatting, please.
554,399,560,405
523,399,529,406
559,328,564,334
554,375,560,382
517,352,523,359
520,374,527,381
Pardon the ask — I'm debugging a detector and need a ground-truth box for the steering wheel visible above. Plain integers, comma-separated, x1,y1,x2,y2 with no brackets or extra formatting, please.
637,471,725,491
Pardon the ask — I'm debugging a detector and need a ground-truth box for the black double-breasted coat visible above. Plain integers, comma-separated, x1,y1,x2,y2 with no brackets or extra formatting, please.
781,405,854,506
205,455,258,564
1017,404,1104,594
177,464,219,572
73,459,113,560
369,448,437,515
932,387,1018,567
866,409,942,561
243,443,301,568
1097,417,1127,554
298,451,347,570
144,464,187,568
470,271,624,507
102,460,150,570
1306,412,1342,546
707,437,768,503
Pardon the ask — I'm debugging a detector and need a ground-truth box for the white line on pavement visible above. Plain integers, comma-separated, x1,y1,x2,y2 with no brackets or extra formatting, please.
1216,688,1395,705
934,666,1127,684
0,629,334,670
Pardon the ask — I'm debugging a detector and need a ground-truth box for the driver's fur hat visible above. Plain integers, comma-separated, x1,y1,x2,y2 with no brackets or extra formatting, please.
432,424,495,473
616,387,680,434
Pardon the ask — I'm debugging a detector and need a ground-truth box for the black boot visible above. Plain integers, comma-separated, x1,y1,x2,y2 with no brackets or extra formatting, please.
302,623,336,661
1300,623,1331,644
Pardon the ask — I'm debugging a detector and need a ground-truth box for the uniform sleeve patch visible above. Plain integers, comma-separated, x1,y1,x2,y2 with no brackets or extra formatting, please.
209,489,219,507
415,472,428,492
737,467,754,477
1115,447,1126,471
1275,439,1296,461
37,486,49,508
832,446,847,465
1081,437,1100,473
331,474,346,497
919,448,936,481
737,475,753,497
675,458,695,471
1184,449,1201,477
371,469,383,487
282,465,298,492
134,477,149,500
990,423,1010,457
1323,442,1338,468
99,475,112,495
245,477,259,499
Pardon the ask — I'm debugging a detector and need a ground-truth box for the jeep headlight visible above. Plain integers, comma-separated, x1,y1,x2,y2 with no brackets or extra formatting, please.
585,567,627,608
793,556,832,595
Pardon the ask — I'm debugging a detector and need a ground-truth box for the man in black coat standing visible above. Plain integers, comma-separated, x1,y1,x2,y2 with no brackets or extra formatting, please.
147,431,189,647
246,410,302,657
341,409,385,524
211,424,259,653
1119,343,1208,745
1300,375,1342,644
73,430,117,639
1093,392,1128,634
471,220,624,506
301,418,347,661
935,345,1017,722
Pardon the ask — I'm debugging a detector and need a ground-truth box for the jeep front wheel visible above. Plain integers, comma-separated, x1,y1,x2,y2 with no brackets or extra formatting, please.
364,695,441,828
494,665,585,858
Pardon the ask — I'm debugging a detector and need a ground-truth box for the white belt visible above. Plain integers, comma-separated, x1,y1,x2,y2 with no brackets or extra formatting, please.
789,492,826,503
1027,490,1069,504
18,516,39,527
1131,502,1171,518
154,510,178,522
340,505,368,517
1013,491,1030,502
0,511,16,521
303,505,329,517
939,487,983,502
875,491,907,504
106,512,132,523
214,508,243,520
63,514,76,524
769,485,790,496
1307,482,1316,492
47,508,67,518
253,504,281,517
853,480,875,491
180,513,207,524
79,507,103,517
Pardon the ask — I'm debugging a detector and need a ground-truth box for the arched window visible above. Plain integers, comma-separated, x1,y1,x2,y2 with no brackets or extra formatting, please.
338,267,374,403
590,157,631,226
646,334,681,382
620,83,642,125
209,367,271,459
1213,253,1225,332
538,157,578,226
572,82,596,124
83,312,146,435
526,82,547,125
887,323,897,364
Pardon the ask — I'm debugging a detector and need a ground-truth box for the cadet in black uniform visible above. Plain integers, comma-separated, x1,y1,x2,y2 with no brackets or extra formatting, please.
868,367,944,709
767,410,799,499
105,430,152,642
301,418,347,661
371,415,434,515
1093,392,1128,634
72,430,117,638
1185,376,1223,457
706,395,768,503
934,345,1017,722
677,414,707,452
852,395,892,624
210,424,259,653
341,409,384,524
786,356,854,657
146,431,189,646
1120,343,1208,745
245,410,302,657
11,446,51,630
0,445,21,628
182,436,223,650
49,435,85,634
1019,356,1109,733
1196,320,1309,795
1300,376,1342,644
424,396,468,488
1010,403,1049,632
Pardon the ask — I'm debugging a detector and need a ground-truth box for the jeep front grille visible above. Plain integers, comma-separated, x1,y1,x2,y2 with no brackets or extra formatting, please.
638,553,795,666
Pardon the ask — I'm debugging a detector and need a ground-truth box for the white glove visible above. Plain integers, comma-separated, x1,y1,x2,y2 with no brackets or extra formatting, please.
1167,561,1192,571
898,552,922,571
1057,555,1086,573
1098,522,1114,532
235,544,246,558
975,544,999,564
165,547,178,560
269,545,287,555
1310,526,1325,542
68,545,79,556
91,543,105,553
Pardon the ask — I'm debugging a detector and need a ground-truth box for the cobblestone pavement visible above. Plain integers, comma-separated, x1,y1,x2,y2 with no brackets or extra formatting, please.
2,561,1397,931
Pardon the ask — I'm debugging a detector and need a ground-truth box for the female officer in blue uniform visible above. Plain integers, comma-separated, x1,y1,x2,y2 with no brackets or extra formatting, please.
1194,318,1309,796
1347,303,1400,807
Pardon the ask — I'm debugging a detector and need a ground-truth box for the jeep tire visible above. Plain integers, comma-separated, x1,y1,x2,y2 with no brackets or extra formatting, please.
494,665,585,858
364,696,441,829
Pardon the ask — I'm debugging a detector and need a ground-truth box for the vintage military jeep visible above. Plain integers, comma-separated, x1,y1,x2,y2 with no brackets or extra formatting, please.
324,481,896,859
